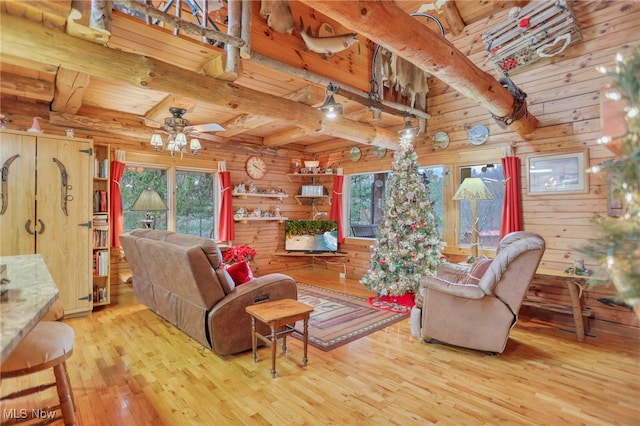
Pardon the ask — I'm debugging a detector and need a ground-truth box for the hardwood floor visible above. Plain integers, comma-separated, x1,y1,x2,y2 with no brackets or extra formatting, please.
2,265,639,425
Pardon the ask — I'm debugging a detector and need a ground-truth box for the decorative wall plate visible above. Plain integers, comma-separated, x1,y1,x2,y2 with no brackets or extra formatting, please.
350,147,362,162
373,146,387,158
468,125,489,145
433,131,450,150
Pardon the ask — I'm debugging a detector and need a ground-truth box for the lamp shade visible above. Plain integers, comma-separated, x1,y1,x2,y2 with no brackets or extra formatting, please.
150,133,163,150
318,94,343,118
452,178,493,201
174,132,187,147
131,189,168,212
398,118,420,140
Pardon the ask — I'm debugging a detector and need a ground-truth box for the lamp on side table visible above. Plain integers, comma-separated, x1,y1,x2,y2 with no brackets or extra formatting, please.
453,177,493,259
131,188,168,229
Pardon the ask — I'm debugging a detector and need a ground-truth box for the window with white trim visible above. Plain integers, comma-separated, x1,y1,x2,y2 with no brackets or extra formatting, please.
121,165,216,237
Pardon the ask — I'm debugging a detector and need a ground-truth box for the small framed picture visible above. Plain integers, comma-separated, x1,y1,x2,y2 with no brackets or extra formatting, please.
526,149,589,195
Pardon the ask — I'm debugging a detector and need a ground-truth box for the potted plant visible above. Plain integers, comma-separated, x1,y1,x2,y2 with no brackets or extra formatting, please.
222,245,256,265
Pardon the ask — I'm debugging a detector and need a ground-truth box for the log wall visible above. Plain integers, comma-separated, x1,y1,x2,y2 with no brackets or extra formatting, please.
3,1,637,333
309,1,640,332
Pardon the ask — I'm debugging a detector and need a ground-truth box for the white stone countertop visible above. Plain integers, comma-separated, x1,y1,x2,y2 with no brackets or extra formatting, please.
0,254,59,362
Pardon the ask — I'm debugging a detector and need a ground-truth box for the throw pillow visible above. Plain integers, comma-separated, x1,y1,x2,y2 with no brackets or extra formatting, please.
226,261,253,285
215,267,235,295
464,256,492,285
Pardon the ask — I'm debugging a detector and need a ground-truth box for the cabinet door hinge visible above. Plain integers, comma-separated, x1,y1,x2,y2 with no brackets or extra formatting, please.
80,148,93,156
78,293,93,302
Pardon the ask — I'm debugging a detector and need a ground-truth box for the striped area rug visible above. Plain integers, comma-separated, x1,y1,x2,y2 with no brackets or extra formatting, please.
292,283,407,351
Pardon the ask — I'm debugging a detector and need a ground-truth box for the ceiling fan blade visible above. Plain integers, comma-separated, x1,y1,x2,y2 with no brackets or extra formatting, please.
191,132,223,143
189,123,225,132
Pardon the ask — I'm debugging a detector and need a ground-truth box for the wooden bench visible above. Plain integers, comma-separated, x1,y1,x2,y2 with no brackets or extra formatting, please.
524,270,594,342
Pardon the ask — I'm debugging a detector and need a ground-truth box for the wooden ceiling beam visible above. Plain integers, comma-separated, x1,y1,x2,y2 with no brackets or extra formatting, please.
301,0,538,136
143,95,196,127
51,68,90,114
0,72,54,102
49,111,150,140
263,127,312,147
1,13,400,150
443,1,465,36
218,85,320,137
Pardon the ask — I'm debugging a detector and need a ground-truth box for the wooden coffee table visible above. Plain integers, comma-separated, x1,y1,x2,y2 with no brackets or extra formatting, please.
245,299,314,378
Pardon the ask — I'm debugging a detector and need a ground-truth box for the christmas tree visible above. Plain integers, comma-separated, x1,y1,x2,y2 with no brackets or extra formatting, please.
360,138,444,296
579,46,640,318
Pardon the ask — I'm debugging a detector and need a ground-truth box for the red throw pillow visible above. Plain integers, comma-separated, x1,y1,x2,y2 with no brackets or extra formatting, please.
225,261,253,285
464,256,492,285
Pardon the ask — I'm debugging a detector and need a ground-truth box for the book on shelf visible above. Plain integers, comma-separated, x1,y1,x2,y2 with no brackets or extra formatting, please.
93,190,108,212
94,158,109,179
93,285,108,303
93,249,109,276
93,229,108,248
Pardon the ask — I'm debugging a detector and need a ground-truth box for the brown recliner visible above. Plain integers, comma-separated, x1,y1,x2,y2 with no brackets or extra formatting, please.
410,231,545,354
120,229,297,355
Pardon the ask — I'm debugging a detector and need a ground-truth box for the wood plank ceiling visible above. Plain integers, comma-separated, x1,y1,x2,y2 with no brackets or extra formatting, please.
0,0,528,154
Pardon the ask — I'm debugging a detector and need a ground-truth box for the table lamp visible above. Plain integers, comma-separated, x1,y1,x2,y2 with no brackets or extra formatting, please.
453,177,493,258
130,188,168,229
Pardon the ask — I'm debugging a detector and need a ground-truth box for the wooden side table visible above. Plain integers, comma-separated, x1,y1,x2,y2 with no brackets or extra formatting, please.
245,299,314,378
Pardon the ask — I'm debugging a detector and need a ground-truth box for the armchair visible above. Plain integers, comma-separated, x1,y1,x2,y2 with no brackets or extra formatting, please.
410,231,545,354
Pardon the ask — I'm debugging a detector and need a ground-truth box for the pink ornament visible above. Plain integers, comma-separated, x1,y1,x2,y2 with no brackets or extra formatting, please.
519,17,530,28
27,116,43,133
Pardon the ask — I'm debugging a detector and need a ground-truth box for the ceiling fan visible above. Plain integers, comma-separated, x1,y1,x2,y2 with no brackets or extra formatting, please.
162,107,224,134
143,107,225,156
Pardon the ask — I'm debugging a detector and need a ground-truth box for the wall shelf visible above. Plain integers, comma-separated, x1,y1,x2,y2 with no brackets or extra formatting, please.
232,192,288,199
286,173,334,182
234,217,288,224
294,195,329,205
275,251,347,257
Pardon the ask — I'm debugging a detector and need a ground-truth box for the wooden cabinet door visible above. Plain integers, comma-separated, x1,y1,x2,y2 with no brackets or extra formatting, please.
0,131,36,255
36,136,94,315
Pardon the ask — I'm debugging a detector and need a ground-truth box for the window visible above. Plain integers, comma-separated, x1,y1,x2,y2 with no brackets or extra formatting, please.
456,164,505,250
348,172,390,237
175,170,215,237
346,166,444,239
122,166,168,231
419,166,445,238
121,165,216,237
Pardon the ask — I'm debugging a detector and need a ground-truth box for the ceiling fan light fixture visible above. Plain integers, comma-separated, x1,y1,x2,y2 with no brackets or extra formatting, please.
150,133,164,151
189,138,201,155
165,107,190,130
318,83,343,119
174,132,188,148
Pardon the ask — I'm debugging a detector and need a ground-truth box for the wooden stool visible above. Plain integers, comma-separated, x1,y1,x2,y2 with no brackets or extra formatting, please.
1,321,76,425
246,299,314,378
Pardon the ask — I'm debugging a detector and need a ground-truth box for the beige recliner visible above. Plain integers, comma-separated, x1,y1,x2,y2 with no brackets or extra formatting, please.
410,231,545,354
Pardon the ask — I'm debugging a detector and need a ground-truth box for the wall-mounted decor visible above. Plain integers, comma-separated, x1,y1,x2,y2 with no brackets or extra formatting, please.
373,146,387,158
432,131,449,150
468,125,489,145
526,149,589,195
482,0,582,76
350,147,362,162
